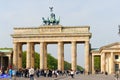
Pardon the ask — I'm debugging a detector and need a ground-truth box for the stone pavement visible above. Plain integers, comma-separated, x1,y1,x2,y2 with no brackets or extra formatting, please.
59,74,116,80
0,74,118,80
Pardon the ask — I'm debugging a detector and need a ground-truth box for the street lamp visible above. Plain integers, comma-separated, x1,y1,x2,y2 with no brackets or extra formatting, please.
115,25,120,80
118,25,120,34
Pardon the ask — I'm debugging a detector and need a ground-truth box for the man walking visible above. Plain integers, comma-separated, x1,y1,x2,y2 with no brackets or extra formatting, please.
70,69,74,78
29,67,34,80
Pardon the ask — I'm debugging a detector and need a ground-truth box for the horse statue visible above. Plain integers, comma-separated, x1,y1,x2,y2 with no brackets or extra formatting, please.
49,13,56,25
42,17,48,25
42,7,60,25
56,17,60,25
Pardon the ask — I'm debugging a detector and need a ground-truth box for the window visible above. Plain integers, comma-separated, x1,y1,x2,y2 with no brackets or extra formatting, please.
115,64,119,71
115,55,119,59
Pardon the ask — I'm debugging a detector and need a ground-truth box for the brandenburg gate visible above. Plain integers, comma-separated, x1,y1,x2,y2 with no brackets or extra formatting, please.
11,25,91,72
11,7,92,74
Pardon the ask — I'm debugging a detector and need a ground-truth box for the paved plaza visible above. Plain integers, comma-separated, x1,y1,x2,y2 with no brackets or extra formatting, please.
1,74,118,80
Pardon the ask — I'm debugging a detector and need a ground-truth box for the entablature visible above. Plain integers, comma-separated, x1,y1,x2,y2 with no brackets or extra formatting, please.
12,25,91,35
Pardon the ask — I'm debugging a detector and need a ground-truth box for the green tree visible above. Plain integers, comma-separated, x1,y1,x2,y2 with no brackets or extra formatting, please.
94,56,100,71
22,51,83,70
64,61,71,70
34,52,39,68
47,54,57,69
22,51,26,68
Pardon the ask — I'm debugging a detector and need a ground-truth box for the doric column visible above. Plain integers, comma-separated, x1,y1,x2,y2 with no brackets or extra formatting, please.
89,53,92,73
58,42,64,71
8,55,12,68
26,42,31,68
13,42,18,68
101,53,105,73
0,56,3,68
31,43,35,68
85,41,90,74
44,42,47,69
92,55,95,74
110,52,114,74
18,43,22,69
71,41,77,71
40,42,44,69
61,42,64,71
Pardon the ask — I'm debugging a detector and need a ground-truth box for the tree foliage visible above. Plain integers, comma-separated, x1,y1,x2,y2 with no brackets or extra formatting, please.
22,51,83,70
22,51,26,68
94,56,101,70
47,54,57,69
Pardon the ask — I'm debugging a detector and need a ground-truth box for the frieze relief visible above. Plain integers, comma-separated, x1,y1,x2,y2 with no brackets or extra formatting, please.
12,26,91,35
62,27,89,33
39,27,61,33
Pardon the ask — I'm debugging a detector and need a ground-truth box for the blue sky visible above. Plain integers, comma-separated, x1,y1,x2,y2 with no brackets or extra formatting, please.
0,0,120,67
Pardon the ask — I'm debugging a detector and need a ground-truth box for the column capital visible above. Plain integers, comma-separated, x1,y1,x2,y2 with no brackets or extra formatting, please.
92,54,95,57
85,41,89,44
58,41,63,43
71,41,76,43
40,41,45,43
13,42,18,44
58,41,64,45
111,52,114,54
27,42,31,44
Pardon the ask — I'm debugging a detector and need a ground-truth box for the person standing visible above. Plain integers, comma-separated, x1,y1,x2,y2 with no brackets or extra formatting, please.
70,69,74,78
8,68,12,80
29,67,34,80
12,68,16,80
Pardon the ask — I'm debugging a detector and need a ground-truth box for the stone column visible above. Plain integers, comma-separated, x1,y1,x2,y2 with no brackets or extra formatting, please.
110,52,114,74
58,42,64,71
8,55,11,68
71,41,77,71
18,43,22,69
89,53,92,73
0,56,3,68
13,42,18,68
92,55,95,74
44,43,47,69
101,53,105,73
61,42,64,71
26,42,31,68
85,41,90,74
31,43,35,68
40,42,44,69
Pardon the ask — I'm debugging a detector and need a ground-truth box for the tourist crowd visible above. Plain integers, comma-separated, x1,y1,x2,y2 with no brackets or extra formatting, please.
0,67,82,80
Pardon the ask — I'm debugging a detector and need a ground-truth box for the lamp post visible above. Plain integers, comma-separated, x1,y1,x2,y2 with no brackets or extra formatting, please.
115,25,120,80
118,25,120,34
